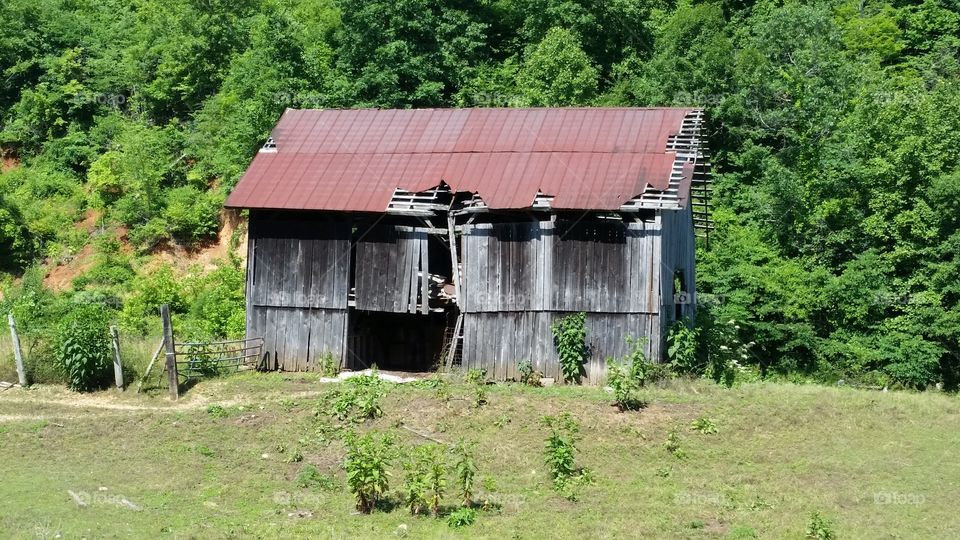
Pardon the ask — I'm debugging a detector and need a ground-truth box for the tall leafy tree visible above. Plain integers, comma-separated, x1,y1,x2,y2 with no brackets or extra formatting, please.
333,0,488,107
518,27,598,106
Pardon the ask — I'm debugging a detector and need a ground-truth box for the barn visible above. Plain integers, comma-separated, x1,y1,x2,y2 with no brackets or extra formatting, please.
225,107,710,382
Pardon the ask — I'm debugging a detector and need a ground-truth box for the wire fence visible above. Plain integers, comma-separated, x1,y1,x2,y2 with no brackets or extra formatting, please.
173,337,264,381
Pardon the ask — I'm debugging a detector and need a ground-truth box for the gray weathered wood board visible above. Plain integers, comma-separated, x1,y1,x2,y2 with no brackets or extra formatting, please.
245,213,351,369
247,217,350,309
355,226,430,314
461,311,661,383
461,219,661,314
249,306,347,371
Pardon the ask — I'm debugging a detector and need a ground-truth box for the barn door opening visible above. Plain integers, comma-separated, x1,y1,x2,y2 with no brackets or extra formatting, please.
346,310,448,372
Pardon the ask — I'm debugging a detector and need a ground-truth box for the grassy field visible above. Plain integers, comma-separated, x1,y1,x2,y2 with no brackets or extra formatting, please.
0,373,957,539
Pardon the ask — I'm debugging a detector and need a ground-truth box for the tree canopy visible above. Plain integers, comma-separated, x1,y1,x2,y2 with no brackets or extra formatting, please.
1,0,958,388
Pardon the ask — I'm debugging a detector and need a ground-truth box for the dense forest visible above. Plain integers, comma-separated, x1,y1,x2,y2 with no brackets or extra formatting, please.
0,0,958,389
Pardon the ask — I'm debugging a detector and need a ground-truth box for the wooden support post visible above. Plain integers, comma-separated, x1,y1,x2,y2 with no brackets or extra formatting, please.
7,314,27,387
447,214,461,304
110,325,124,390
136,339,166,393
160,305,178,400
420,232,429,315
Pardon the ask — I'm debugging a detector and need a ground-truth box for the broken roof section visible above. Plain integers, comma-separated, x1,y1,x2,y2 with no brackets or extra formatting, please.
225,107,698,212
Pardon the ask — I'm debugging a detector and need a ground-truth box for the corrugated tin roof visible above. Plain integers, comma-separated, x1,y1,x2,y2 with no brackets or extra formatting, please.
225,107,695,212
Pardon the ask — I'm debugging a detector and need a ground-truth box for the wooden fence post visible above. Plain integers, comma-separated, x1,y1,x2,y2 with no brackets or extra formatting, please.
110,325,124,390
135,339,166,394
7,314,27,387
160,305,179,400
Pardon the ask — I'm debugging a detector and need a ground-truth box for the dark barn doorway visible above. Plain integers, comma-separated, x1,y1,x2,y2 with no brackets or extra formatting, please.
346,310,448,372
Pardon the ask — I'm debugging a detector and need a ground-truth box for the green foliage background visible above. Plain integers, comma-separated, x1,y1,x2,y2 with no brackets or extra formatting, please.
1,0,958,388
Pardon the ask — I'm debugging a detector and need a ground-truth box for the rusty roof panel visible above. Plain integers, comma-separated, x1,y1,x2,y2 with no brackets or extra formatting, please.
225,107,696,212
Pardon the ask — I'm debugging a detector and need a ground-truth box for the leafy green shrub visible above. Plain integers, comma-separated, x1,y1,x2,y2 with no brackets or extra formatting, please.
517,359,541,386
119,264,182,333
163,185,223,244
0,194,37,272
690,417,718,434
878,332,943,390
446,506,477,528
431,374,451,401
126,218,168,251
317,351,339,377
401,443,448,516
318,369,388,422
606,358,646,411
343,431,394,513
452,439,477,507
464,368,486,384
465,368,488,407
606,337,659,410
543,413,593,500
206,404,228,418
0,164,81,263
705,319,751,388
72,235,135,291
551,312,587,384
285,447,304,463
55,304,113,391
401,448,430,515
667,319,701,374
423,444,448,516
805,512,835,539
295,464,337,490
665,428,686,459
183,256,246,339
182,344,227,377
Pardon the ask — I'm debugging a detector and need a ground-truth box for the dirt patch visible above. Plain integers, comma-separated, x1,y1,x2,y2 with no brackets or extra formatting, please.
151,208,246,274
42,210,116,291
44,243,96,291
1,145,18,172
40,208,246,292
76,209,105,234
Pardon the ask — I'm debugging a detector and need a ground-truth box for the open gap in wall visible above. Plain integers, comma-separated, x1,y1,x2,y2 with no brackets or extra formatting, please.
346,310,447,372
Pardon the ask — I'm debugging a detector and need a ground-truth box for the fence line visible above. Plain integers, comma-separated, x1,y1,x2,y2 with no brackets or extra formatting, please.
160,304,264,400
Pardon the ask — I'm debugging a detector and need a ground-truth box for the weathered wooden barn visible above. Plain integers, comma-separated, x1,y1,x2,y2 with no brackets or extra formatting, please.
225,108,709,381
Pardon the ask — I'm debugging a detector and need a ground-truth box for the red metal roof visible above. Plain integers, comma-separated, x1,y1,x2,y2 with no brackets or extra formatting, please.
225,108,695,212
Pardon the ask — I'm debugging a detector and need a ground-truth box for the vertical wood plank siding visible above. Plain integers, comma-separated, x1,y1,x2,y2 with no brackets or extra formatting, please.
355,228,430,313
657,205,697,360
246,212,350,370
460,217,673,382
243,209,695,380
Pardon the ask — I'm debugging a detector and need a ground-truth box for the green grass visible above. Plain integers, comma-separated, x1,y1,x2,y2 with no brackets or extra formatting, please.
0,374,958,538
0,332,14,382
